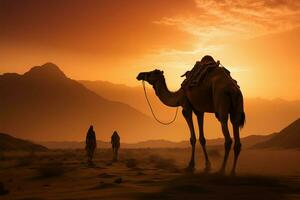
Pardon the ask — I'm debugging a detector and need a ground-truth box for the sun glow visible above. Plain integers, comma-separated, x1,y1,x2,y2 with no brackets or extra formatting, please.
0,0,299,99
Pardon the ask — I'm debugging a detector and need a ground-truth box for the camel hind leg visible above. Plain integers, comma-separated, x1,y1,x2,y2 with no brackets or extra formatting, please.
219,119,232,173
230,120,241,175
214,92,232,174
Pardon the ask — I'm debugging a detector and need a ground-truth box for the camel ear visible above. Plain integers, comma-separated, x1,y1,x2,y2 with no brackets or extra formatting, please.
161,70,164,75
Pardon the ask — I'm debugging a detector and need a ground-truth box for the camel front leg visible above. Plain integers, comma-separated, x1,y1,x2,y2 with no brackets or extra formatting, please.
196,112,211,172
182,108,196,172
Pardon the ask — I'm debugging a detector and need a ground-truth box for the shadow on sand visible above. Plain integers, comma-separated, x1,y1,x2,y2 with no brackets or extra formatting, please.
138,173,300,200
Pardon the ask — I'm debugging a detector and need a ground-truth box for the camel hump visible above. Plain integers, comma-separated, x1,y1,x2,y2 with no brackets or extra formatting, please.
181,59,219,89
219,67,240,89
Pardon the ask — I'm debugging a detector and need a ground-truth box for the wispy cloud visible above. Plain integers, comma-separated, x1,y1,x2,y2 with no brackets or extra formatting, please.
154,0,300,47
146,0,300,75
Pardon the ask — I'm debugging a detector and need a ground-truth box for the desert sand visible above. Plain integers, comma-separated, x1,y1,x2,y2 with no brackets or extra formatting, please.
0,148,299,200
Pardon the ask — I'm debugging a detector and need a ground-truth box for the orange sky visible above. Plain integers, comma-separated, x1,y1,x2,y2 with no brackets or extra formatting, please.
0,0,299,100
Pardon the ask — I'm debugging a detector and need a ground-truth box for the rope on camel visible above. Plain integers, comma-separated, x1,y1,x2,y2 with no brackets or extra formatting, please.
142,80,178,125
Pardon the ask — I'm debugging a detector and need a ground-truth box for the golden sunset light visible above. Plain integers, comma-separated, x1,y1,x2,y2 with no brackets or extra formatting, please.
1,0,299,99
0,1,300,199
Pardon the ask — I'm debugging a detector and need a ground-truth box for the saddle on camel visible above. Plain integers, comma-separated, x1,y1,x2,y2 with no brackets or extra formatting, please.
181,55,238,89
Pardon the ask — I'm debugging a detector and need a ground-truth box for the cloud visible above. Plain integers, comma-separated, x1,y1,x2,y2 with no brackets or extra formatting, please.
154,0,300,46
145,0,300,81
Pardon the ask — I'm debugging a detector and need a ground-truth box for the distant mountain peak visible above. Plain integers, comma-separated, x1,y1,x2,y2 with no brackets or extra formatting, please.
253,117,300,149
280,118,300,132
24,62,66,79
41,62,60,69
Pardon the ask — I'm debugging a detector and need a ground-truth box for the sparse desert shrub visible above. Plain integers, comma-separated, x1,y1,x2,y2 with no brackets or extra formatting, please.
37,162,65,178
125,159,138,168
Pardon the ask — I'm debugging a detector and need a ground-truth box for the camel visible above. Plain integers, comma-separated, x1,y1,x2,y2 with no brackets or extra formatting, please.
136,56,245,175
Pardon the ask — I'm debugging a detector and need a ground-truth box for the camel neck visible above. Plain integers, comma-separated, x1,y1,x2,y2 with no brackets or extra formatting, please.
153,77,182,107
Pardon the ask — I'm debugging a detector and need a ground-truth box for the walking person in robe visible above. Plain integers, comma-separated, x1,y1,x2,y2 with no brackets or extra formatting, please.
111,131,120,162
85,125,97,165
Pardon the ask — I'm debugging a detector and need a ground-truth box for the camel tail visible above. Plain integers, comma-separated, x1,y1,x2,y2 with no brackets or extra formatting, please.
230,90,246,129
239,111,246,129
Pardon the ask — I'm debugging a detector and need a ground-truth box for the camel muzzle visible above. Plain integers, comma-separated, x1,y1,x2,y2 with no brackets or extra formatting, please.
136,72,147,81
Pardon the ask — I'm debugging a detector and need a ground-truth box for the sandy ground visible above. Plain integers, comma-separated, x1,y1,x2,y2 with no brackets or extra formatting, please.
0,148,299,200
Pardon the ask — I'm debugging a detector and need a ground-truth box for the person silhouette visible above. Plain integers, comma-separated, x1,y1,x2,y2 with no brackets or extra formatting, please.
111,131,120,162
85,125,97,164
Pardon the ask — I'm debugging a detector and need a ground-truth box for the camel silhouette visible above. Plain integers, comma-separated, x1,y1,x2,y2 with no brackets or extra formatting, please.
137,56,245,175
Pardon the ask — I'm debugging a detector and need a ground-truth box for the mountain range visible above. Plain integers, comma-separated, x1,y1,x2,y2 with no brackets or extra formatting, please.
1,63,299,143
0,63,180,142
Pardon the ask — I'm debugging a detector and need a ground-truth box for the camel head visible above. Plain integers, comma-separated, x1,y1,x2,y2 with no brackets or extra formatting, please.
136,69,164,85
